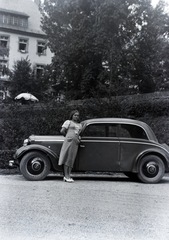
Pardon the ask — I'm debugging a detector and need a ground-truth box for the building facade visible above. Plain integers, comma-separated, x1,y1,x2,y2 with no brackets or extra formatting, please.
0,0,53,100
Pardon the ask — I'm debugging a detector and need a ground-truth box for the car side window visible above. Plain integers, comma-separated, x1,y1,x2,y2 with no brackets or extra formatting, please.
119,125,131,138
119,124,148,139
82,124,106,137
108,124,118,137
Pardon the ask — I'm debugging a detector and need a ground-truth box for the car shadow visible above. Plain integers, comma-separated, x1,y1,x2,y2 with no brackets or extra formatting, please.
45,173,136,182
45,172,169,183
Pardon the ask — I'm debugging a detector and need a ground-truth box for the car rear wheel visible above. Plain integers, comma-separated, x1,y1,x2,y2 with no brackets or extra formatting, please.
137,155,165,183
20,151,51,181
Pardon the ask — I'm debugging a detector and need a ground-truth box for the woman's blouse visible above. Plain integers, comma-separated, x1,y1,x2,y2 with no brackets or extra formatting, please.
62,120,82,136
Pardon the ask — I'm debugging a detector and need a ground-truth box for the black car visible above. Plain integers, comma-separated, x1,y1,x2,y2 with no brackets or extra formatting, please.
9,118,169,183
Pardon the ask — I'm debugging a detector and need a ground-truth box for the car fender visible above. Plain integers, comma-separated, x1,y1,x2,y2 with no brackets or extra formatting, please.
14,144,59,170
133,148,169,172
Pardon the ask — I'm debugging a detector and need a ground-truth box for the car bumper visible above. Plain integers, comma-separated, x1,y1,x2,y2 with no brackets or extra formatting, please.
9,160,19,168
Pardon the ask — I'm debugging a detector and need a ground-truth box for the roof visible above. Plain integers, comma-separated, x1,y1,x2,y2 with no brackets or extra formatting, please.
0,0,44,34
0,8,29,17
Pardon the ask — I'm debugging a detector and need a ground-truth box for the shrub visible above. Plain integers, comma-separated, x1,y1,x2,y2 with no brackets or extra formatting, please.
0,102,83,151
0,150,15,168
1,94,169,170
80,98,127,119
126,99,169,118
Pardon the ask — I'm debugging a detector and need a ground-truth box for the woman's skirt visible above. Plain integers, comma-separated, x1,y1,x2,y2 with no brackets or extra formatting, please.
58,136,80,168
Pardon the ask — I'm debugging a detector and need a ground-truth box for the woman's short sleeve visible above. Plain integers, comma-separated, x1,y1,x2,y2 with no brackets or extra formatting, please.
62,120,70,129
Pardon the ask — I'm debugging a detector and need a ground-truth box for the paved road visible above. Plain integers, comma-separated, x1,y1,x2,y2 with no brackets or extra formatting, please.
0,173,169,240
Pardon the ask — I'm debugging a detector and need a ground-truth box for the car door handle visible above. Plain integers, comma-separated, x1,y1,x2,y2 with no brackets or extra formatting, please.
80,145,85,148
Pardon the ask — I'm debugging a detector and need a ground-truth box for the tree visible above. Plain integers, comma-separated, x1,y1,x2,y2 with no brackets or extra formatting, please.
31,64,55,100
10,58,52,101
10,57,35,98
126,0,169,93
41,0,169,99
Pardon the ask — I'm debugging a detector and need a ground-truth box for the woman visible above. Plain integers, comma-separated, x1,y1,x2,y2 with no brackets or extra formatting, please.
58,110,82,182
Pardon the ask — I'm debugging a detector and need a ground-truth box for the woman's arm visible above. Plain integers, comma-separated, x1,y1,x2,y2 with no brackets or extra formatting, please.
60,127,67,136
60,120,70,136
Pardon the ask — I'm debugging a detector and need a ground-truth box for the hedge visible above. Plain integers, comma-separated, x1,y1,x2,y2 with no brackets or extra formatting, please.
1,93,169,169
0,150,15,169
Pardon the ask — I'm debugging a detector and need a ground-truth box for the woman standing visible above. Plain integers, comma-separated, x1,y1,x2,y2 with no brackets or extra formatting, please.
58,110,82,182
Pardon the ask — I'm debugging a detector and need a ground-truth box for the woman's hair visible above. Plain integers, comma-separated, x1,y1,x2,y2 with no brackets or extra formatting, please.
69,110,79,120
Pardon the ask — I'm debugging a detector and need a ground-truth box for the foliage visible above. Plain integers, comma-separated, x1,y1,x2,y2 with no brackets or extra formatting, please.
80,98,126,119
10,57,34,98
127,99,169,117
41,0,169,99
9,58,53,101
0,150,15,169
1,92,169,168
1,92,169,152
0,104,59,150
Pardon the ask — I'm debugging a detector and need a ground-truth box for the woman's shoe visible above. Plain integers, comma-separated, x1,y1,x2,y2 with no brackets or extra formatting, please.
63,177,74,183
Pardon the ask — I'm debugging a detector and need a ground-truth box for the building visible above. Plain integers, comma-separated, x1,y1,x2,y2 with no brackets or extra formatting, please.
0,0,53,100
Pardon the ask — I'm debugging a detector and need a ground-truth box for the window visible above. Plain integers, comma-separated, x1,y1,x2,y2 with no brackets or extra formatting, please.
13,16,19,26
0,12,28,28
83,123,120,138
20,18,28,28
37,41,46,55
119,126,131,138
108,124,118,137
82,123,148,139
0,60,8,76
119,124,148,139
18,38,28,53
2,14,9,24
0,36,9,48
83,124,106,137
36,64,45,77
9,15,14,25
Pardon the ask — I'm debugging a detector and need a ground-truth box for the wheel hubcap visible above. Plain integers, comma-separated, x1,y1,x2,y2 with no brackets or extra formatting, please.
27,157,44,175
32,159,42,171
146,163,157,174
143,161,159,178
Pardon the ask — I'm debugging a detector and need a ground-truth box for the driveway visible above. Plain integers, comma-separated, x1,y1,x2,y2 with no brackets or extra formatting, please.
0,173,169,240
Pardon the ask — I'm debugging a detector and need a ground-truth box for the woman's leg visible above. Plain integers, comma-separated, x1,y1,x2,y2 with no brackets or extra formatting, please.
68,167,74,181
68,167,72,176
64,165,69,179
63,165,74,182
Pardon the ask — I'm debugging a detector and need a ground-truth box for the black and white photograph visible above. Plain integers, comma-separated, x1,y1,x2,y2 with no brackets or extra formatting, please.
0,0,169,239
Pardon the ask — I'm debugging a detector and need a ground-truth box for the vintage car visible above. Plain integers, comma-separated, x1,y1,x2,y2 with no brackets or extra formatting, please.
9,118,169,183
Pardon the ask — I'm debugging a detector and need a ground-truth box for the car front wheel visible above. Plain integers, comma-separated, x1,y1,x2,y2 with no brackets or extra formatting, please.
137,155,165,183
20,151,51,181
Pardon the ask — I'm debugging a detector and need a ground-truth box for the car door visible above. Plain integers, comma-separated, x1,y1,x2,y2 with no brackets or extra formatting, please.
76,123,120,172
119,123,149,171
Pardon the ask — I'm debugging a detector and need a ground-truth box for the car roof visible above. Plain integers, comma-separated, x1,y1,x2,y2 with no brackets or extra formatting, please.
82,118,147,126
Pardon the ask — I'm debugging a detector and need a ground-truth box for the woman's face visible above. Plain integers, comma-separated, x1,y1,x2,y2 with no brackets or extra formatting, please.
72,112,80,122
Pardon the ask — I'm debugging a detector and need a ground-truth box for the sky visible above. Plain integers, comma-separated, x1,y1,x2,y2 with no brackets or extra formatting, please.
38,0,169,12
152,0,169,12
152,0,159,6
39,0,168,7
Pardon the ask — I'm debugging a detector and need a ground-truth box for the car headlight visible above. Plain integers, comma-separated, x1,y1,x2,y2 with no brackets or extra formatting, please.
23,139,29,146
